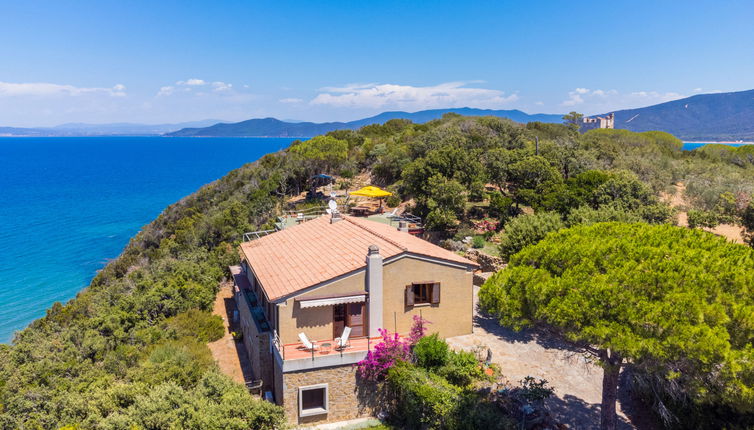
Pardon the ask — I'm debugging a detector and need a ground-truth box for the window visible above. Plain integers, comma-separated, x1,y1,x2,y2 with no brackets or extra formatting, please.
299,384,328,417
405,282,440,307
413,283,431,304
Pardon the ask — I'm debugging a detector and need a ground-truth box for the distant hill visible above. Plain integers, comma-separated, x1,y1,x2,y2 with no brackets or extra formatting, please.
0,119,226,137
605,89,754,141
165,108,563,137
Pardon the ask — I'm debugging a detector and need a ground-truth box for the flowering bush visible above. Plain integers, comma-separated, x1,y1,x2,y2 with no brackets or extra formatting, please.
356,328,410,381
356,315,431,381
408,315,430,345
473,218,499,235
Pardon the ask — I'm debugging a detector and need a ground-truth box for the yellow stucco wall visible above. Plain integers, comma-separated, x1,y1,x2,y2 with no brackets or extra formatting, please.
381,256,473,338
276,271,367,345
273,255,474,345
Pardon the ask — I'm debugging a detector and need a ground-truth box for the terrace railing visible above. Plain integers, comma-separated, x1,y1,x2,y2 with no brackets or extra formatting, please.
242,229,276,242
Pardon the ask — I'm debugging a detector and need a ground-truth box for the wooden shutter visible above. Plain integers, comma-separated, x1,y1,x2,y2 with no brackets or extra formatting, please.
405,285,415,307
430,282,441,304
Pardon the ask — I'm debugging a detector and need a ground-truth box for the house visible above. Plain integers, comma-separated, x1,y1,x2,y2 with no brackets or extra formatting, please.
231,213,478,425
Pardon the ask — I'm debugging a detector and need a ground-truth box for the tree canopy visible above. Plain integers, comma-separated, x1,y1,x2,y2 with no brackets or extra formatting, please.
480,222,754,429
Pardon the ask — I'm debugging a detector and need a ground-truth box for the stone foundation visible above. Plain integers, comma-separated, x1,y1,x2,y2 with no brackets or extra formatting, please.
282,364,375,425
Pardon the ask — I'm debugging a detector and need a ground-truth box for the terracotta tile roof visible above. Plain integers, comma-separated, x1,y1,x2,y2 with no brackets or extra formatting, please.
239,215,477,301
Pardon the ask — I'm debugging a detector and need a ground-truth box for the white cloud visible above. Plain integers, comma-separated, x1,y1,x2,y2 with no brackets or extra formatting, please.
561,87,692,113
176,78,206,86
159,79,233,95
279,97,303,104
211,81,232,91
0,81,127,97
157,86,174,96
310,82,518,110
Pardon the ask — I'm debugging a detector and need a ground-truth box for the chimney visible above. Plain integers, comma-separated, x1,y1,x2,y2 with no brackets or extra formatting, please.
397,221,409,232
366,244,383,337
330,212,343,224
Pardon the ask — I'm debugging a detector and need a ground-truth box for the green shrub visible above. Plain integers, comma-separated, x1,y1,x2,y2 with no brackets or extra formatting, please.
437,350,484,387
101,371,285,430
164,309,225,343
385,194,401,208
687,209,719,229
339,167,356,178
488,191,514,222
413,334,450,369
425,207,459,231
517,376,554,402
565,204,642,227
386,362,461,429
471,236,485,249
457,394,516,430
499,212,564,260
468,180,486,202
133,338,215,389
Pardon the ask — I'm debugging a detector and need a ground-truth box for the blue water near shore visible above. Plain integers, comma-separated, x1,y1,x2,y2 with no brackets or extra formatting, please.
682,142,747,150
0,136,297,343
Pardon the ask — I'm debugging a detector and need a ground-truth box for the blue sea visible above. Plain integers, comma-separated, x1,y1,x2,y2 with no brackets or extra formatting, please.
0,137,297,343
682,142,748,150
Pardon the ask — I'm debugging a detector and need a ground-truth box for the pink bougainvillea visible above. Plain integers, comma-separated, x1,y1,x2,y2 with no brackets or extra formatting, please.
473,218,499,234
408,315,431,345
356,316,432,381
356,328,410,381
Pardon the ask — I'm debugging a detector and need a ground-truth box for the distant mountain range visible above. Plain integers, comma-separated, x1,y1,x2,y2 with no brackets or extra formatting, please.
0,120,225,137
605,89,754,141
4,89,754,140
164,108,564,137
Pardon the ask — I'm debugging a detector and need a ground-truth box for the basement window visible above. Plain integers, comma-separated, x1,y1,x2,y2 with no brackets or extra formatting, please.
299,384,328,417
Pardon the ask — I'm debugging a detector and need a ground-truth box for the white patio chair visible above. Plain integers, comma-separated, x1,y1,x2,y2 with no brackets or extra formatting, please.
335,326,352,350
298,332,318,351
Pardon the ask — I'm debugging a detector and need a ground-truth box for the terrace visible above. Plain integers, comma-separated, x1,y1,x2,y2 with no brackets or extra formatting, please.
272,331,392,372
270,205,424,234
230,266,270,333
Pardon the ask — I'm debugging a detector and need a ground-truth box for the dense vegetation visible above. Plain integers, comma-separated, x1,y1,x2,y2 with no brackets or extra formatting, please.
480,223,754,429
1,113,752,428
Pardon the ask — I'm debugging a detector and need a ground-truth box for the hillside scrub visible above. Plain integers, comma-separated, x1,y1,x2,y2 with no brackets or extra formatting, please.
1,114,753,427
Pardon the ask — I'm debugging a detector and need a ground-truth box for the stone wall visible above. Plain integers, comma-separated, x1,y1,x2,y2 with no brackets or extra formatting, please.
465,249,505,273
235,290,275,390
282,364,375,425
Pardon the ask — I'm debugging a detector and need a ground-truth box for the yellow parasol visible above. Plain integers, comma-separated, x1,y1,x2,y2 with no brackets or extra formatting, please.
349,186,392,212
349,186,392,198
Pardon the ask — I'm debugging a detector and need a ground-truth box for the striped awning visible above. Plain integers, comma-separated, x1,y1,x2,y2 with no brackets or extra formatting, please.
298,294,366,309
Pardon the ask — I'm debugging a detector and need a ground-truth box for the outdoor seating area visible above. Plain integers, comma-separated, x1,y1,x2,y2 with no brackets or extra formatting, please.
280,334,383,361
348,185,391,216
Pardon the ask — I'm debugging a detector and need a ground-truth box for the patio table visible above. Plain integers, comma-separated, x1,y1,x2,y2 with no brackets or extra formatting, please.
350,206,370,216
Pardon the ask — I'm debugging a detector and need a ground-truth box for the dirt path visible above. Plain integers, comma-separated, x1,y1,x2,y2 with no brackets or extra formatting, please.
447,287,653,429
661,183,744,243
207,283,253,384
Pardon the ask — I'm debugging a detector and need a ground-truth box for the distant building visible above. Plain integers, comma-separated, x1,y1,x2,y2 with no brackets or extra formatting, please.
582,112,615,130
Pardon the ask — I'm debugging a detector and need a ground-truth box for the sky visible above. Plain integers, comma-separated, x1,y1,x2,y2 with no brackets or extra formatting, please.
1,0,753,127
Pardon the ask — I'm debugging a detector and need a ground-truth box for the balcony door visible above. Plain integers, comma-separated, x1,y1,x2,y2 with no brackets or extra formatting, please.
333,303,366,338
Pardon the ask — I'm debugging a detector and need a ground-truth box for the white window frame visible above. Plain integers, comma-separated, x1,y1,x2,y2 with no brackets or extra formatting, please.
298,383,328,417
